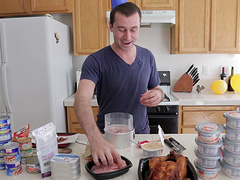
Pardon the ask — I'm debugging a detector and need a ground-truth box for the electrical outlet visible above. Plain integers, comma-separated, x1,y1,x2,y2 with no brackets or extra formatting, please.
202,65,208,75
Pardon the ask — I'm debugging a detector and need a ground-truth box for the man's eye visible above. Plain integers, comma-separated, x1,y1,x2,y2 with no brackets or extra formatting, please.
131,29,137,32
119,28,125,32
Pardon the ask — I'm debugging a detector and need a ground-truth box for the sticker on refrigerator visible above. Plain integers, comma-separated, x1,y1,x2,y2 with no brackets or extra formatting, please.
54,33,59,43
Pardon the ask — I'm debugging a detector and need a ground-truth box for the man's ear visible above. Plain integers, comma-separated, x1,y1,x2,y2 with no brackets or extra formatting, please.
109,21,113,32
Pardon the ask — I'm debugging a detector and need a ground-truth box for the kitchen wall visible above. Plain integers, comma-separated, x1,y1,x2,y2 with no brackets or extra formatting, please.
54,14,240,91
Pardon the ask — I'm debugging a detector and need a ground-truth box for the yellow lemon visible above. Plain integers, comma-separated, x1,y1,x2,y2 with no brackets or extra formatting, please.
231,74,240,93
211,80,227,95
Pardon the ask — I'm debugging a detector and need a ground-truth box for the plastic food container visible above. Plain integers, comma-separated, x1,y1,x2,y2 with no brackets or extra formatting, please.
221,146,240,167
194,148,222,168
222,135,240,155
195,122,223,143
221,159,240,178
224,124,240,142
195,137,223,156
104,112,135,149
194,159,221,179
224,111,240,129
141,141,164,157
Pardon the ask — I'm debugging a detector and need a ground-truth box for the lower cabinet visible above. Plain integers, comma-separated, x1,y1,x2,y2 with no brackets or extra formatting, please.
178,106,238,134
67,106,99,134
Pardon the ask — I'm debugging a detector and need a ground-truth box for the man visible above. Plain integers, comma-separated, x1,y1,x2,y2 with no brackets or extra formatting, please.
74,2,164,168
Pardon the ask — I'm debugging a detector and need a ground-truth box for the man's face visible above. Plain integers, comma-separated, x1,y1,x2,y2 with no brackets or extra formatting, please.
109,12,140,51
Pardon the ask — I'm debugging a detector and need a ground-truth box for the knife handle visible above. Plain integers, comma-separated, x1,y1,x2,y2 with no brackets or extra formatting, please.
169,137,186,150
164,139,174,148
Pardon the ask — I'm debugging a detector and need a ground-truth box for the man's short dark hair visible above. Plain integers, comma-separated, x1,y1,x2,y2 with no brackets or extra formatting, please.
110,2,142,26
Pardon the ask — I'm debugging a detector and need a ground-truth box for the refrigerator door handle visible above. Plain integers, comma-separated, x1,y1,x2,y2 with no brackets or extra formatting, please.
0,22,12,115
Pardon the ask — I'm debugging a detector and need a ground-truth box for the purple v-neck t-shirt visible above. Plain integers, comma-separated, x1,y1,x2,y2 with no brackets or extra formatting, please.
80,45,160,134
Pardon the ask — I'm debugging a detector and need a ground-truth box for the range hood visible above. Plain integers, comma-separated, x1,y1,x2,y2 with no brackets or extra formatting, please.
106,10,175,26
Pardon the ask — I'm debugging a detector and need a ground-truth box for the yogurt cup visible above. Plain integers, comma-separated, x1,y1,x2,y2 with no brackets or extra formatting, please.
195,137,223,156
222,135,240,155
221,146,240,167
224,124,240,142
195,122,223,143
221,159,240,178
194,148,222,168
224,111,240,129
194,159,221,179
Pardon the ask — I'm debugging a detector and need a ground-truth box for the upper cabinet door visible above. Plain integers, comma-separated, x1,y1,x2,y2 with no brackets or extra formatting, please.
137,0,176,10
73,0,108,55
211,0,240,52
30,0,70,12
178,0,210,53
0,0,28,14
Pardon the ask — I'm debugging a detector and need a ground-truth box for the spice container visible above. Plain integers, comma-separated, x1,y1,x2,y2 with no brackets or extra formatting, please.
221,146,240,166
224,124,240,142
195,122,223,143
222,135,240,155
194,148,222,168
194,159,221,179
223,111,240,129
221,159,240,178
195,137,222,156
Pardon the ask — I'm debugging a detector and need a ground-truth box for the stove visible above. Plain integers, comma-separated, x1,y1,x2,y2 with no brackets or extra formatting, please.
147,71,179,134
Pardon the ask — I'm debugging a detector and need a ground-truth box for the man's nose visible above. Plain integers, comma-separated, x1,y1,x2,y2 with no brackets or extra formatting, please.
124,30,131,40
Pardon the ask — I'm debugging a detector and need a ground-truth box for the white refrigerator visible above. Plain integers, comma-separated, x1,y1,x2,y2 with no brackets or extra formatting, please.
0,16,74,133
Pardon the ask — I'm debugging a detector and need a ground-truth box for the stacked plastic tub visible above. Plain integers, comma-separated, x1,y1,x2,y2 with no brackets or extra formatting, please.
194,122,223,179
0,116,12,171
221,111,240,178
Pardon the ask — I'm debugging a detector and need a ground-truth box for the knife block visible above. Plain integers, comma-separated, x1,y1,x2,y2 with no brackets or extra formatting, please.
173,74,193,93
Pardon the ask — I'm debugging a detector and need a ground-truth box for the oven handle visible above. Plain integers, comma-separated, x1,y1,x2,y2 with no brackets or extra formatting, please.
148,114,178,118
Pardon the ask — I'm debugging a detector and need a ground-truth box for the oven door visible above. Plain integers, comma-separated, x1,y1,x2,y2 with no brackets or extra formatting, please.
148,114,178,134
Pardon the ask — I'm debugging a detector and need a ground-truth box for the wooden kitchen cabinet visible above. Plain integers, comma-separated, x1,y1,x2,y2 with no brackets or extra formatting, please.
172,0,240,54
73,0,108,55
0,0,73,17
136,0,177,10
67,106,99,134
107,0,177,11
178,105,236,134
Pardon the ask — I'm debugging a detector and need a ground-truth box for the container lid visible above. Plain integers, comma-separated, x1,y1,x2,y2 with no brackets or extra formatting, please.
224,124,240,132
50,154,80,168
221,159,240,170
194,147,222,159
222,135,240,144
194,159,221,172
221,146,239,157
195,122,223,134
224,111,240,121
195,137,223,147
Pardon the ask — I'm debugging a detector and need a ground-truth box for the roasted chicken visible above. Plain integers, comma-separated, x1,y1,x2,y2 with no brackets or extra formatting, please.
147,151,188,180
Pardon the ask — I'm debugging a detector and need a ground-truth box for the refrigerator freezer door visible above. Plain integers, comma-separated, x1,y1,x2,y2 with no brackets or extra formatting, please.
0,17,73,132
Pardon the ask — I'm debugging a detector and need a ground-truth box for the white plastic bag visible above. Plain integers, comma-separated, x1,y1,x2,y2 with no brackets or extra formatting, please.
32,122,58,178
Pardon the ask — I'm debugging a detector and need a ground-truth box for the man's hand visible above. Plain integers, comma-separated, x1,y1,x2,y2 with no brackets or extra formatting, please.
89,136,126,168
140,86,164,107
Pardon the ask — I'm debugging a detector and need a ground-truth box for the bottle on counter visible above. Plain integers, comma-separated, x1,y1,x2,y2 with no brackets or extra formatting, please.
220,67,226,81
227,66,234,91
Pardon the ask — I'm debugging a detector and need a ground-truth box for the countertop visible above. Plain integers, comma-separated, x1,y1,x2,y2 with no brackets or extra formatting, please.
64,94,98,107
0,134,233,180
172,90,240,106
64,91,240,107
